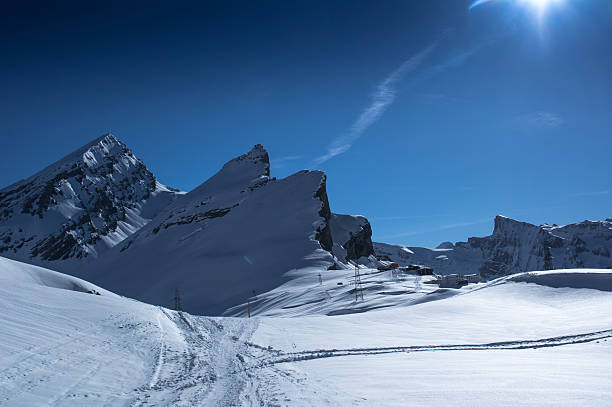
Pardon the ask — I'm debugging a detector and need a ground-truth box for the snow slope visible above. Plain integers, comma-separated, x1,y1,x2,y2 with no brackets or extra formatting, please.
252,269,612,406
2,139,375,316
375,215,612,278
1,256,611,406
85,145,373,315
225,265,442,317
0,255,265,406
0,134,181,266
85,146,337,315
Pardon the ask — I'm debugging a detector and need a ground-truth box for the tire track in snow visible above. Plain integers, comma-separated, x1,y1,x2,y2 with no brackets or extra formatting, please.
258,328,612,366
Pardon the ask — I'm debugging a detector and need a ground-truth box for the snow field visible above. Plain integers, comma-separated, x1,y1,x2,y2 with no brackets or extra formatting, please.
1,257,611,406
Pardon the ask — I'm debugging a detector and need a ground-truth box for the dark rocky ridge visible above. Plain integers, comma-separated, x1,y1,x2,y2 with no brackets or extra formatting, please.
343,219,374,260
313,174,334,253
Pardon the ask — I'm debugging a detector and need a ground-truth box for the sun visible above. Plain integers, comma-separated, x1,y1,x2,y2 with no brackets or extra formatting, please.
520,0,562,11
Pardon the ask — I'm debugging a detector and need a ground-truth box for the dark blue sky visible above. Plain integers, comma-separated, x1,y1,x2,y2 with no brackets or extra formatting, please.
2,0,611,247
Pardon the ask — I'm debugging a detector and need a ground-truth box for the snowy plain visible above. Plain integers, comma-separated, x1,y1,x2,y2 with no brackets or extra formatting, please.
1,256,611,406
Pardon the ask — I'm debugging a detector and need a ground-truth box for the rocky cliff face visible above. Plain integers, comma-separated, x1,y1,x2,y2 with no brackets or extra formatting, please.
0,134,180,265
329,214,374,262
375,215,612,278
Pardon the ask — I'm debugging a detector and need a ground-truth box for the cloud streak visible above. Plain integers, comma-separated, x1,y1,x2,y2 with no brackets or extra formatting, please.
377,218,493,241
314,43,438,165
514,111,564,128
571,190,611,197
270,155,302,169
314,30,509,165
469,0,496,10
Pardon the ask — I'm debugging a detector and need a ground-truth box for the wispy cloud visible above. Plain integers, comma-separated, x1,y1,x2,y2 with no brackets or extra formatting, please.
469,0,496,10
370,213,458,221
514,111,564,128
314,30,509,165
270,155,302,169
314,43,438,165
377,231,420,240
418,92,462,104
377,218,492,241
571,190,611,197
436,219,491,231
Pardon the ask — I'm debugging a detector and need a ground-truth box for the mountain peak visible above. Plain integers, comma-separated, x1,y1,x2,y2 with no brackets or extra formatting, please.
492,214,537,235
221,144,270,177
0,134,180,263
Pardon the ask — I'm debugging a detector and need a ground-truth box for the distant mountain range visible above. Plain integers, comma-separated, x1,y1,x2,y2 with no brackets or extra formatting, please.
375,215,612,278
2,134,611,313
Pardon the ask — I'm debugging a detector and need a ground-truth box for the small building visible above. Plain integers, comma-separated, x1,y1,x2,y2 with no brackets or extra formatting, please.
378,262,399,271
437,273,479,288
464,274,480,283
417,267,434,276
438,274,468,288
396,265,434,275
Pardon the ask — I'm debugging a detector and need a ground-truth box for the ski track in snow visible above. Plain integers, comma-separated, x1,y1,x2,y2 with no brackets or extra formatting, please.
127,309,263,406
1,305,610,406
126,311,611,406
255,328,612,366
148,309,166,389
2,262,611,406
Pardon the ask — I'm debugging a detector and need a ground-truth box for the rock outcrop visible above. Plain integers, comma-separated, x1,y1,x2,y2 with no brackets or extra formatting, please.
329,214,374,262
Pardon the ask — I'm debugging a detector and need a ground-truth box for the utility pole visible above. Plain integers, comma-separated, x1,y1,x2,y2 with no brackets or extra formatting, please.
318,273,322,285
354,263,364,302
174,288,182,311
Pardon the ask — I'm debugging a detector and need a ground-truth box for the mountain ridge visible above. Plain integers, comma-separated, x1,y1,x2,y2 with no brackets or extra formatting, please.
84,143,373,313
0,135,374,314
375,215,612,277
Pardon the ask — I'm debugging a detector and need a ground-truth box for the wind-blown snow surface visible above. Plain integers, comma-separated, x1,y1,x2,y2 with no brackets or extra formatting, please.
2,256,611,406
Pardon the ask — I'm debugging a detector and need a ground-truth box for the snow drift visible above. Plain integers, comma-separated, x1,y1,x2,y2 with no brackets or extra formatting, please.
505,269,612,292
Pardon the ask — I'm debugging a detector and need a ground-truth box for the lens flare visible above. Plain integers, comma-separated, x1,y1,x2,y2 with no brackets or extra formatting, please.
470,0,564,12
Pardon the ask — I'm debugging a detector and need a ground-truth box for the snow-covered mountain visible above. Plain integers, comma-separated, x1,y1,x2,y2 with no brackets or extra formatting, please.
0,136,373,315
82,144,373,314
375,215,612,278
0,134,181,266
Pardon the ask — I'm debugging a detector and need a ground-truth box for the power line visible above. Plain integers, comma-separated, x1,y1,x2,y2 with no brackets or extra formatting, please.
174,288,182,311
354,263,364,302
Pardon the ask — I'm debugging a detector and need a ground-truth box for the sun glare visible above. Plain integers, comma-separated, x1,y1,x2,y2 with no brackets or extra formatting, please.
470,0,565,16
521,0,562,11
